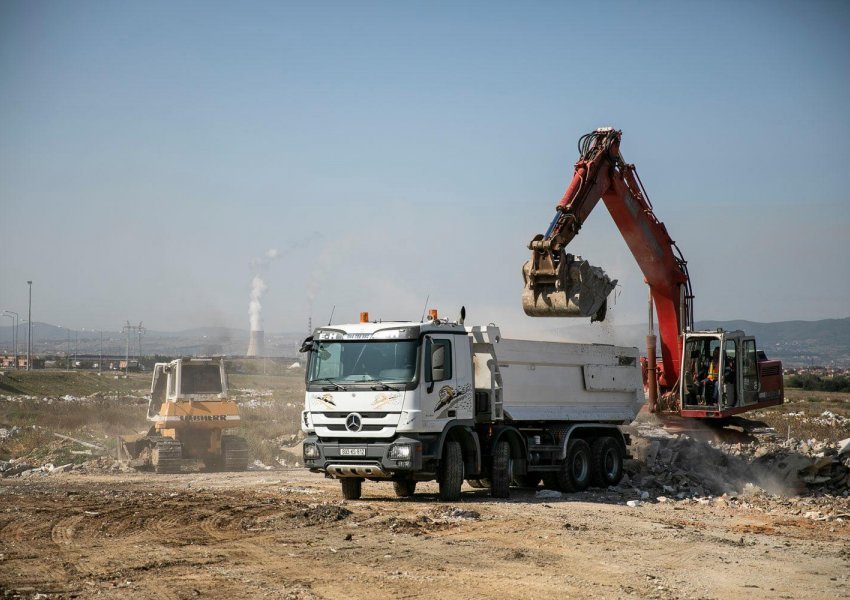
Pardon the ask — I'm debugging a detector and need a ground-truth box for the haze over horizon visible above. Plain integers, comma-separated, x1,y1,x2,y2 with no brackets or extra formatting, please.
2,1,848,340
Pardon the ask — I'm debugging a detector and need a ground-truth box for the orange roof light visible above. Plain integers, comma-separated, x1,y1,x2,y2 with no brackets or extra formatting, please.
360,311,369,323
428,309,438,321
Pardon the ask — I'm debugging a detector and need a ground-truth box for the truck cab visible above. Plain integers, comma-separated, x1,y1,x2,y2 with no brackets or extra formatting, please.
301,320,474,478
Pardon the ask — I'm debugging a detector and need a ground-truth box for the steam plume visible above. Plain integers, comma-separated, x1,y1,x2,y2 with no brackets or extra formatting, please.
248,249,279,331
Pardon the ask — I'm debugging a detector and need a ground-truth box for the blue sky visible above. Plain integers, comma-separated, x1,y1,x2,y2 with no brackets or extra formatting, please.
1,1,848,337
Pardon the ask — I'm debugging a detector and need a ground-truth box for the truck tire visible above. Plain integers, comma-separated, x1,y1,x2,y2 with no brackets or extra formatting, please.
340,478,363,500
490,440,512,498
438,441,463,501
557,438,591,492
590,436,624,488
393,478,417,498
221,435,251,472
467,479,490,489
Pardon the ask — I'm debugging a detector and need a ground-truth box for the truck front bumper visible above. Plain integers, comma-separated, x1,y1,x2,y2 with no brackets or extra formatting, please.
302,436,423,478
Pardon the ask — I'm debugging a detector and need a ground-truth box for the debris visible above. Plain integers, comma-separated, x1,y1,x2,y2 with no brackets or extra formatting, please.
52,432,106,451
535,489,563,500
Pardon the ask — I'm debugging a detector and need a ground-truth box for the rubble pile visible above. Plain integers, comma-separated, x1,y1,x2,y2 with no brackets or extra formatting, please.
625,424,850,503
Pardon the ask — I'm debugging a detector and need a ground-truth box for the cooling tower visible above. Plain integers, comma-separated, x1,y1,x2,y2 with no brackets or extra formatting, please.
247,330,265,357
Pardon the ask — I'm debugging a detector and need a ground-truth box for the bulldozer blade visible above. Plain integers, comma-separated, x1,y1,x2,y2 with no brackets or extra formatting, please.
522,253,616,320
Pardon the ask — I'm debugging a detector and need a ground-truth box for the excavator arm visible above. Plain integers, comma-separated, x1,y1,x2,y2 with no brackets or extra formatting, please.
522,128,693,405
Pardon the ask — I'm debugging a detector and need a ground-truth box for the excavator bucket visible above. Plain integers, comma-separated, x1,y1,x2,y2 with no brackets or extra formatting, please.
522,250,617,321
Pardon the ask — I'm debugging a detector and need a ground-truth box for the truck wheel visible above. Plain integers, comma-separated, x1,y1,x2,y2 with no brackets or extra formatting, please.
393,478,416,498
438,441,463,501
467,479,490,489
512,474,542,489
490,440,512,499
340,478,363,500
557,439,591,493
590,437,624,488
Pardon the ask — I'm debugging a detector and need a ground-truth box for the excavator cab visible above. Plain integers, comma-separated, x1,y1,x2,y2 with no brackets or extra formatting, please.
679,331,770,417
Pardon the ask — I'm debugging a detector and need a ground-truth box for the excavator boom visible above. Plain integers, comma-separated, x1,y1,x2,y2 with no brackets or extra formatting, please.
523,128,692,400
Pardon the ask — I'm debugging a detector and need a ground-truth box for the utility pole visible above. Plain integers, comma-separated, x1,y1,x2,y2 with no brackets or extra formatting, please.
99,330,103,374
122,321,145,376
136,322,144,368
26,281,32,371
67,328,72,370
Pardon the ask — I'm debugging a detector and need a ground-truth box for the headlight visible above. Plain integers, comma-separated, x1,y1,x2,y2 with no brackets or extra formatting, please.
303,443,320,459
388,444,412,460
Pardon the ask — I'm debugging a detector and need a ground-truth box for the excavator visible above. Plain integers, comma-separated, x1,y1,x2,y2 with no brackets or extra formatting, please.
522,127,784,419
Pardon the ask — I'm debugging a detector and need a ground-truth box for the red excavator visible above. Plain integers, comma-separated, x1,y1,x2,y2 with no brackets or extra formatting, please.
522,127,783,419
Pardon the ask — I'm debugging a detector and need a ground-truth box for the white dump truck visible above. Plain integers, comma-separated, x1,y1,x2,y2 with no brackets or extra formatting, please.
300,311,644,500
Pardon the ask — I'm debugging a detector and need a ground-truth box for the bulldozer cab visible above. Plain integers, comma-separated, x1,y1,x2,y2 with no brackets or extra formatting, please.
680,331,760,411
146,359,228,421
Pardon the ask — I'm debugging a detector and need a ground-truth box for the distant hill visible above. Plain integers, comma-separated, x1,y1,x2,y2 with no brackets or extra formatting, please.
696,318,850,367
553,317,850,367
2,318,848,366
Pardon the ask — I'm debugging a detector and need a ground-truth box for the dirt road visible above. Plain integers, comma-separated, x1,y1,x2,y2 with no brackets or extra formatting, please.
1,470,848,599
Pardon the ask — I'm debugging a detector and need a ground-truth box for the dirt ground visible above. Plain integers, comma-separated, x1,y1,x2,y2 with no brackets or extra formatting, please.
2,470,848,600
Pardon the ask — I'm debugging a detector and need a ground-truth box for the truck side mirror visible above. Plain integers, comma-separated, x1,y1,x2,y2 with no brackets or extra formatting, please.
299,336,314,353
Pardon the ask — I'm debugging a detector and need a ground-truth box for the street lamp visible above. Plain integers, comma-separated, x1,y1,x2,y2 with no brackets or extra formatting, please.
2,310,18,369
26,281,32,371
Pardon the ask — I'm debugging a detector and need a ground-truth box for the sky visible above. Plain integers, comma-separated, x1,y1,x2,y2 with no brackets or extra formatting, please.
1,0,848,339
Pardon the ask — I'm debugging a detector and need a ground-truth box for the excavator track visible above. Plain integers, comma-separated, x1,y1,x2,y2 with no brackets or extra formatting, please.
221,435,250,472
152,439,183,474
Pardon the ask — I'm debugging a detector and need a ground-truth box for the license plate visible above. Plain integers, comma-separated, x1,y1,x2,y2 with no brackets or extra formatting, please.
340,447,366,456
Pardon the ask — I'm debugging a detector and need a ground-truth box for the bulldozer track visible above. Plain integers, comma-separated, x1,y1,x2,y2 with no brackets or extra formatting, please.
222,435,250,472
153,439,183,474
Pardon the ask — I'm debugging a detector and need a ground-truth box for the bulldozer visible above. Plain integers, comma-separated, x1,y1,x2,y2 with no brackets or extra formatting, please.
121,357,250,473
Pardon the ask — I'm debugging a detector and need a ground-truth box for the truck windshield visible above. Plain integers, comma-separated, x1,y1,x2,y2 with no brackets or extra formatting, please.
308,340,418,384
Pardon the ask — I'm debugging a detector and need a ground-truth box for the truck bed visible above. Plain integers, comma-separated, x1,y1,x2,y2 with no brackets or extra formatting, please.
476,337,645,423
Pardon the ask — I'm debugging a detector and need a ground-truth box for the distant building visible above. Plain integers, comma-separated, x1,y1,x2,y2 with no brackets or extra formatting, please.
1,355,44,369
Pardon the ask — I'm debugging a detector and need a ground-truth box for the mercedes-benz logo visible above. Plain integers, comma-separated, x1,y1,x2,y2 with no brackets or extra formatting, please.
345,412,362,432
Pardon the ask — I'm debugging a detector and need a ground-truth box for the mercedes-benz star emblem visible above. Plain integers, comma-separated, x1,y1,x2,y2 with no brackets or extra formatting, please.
345,413,362,432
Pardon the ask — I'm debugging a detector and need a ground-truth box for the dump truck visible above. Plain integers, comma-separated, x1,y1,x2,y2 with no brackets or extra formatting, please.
121,357,250,473
300,310,643,500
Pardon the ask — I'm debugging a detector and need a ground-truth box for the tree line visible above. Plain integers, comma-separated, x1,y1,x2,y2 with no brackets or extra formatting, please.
786,374,850,393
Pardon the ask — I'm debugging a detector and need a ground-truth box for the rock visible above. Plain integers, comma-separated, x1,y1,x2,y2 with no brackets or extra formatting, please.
626,500,642,508
536,489,563,500
837,438,850,457
646,441,661,465
640,491,650,500
50,463,74,474
1,463,35,478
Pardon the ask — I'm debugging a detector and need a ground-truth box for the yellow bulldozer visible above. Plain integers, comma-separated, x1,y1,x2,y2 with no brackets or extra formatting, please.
121,357,250,473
